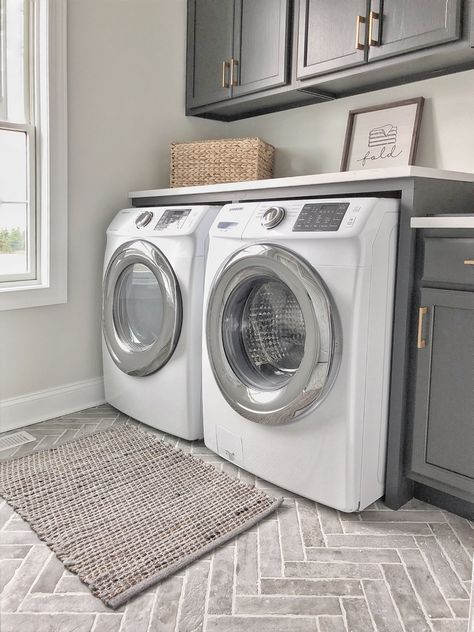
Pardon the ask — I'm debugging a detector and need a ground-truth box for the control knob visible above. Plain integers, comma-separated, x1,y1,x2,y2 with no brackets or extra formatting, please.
135,210,153,228
261,206,286,229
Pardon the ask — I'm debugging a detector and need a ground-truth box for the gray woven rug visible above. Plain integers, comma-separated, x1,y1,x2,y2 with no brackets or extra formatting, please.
0,425,281,608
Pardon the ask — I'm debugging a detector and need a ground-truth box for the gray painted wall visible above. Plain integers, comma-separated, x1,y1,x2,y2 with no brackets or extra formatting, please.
0,0,473,411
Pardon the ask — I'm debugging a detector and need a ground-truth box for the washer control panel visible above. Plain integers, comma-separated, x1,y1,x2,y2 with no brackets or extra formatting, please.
293,202,349,232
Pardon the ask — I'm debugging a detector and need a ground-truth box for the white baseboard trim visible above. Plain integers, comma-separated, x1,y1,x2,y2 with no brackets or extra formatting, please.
0,377,105,433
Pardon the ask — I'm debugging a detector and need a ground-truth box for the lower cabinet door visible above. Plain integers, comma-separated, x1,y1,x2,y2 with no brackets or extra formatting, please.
410,287,474,501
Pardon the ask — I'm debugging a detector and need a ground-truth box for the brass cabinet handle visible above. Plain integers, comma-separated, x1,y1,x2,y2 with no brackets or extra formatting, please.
222,60,230,89
417,307,428,349
230,58,239,87
355,15,366,50
369,11,380,46
464,259,474,265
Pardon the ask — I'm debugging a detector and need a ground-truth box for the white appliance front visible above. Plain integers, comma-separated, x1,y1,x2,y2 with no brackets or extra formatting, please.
102,205,220,440
202,198,399,511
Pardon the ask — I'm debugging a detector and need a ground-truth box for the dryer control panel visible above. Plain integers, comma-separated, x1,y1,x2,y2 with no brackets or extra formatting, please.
107,206,220,237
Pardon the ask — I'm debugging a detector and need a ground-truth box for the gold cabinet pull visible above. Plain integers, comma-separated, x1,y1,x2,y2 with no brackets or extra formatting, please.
369,10,380,46
464,259,474,265
230,58,239,87
417,307,428,349
355,15,366,50
222,60,230,88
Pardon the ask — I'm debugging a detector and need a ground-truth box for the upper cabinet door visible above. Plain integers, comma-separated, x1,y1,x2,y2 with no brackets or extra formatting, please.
186,0,235,109
232,0,290,97
367,0,462,61
297,0,369,80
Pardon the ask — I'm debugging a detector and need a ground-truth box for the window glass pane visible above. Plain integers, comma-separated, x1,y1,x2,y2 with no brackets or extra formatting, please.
0,128,27,200
4,0,27,123
0,202,28,276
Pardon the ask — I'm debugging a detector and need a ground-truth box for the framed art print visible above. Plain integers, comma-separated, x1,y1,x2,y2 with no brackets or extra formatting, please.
340,97,424,171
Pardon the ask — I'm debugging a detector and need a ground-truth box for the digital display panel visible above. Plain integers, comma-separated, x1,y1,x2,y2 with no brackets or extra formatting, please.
155,209,191,230
293,203,349,232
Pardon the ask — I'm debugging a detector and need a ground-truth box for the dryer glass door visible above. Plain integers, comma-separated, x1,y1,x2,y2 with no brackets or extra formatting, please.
103,240,182,376
206,244,341,424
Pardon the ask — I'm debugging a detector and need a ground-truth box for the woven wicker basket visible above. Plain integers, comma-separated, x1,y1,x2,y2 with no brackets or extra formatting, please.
170,137,274,187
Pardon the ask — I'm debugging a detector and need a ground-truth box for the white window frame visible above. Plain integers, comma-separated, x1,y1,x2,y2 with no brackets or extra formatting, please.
0,0,67,311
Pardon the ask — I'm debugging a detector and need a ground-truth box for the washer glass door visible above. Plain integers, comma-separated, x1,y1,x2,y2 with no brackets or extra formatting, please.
103,240,182,376
206,244,340,424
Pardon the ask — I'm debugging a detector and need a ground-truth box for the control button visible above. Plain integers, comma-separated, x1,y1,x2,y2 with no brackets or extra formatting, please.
346,217,356,227
261,206,286,229
135,210,153,228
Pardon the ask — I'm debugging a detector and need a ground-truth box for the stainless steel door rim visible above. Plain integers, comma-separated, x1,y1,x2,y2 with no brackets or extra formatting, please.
206,243,341,424
103,240,182,377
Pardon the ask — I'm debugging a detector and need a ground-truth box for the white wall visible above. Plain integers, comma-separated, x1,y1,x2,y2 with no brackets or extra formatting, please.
230,69,474,177
1,0,473,423
0,0,225,412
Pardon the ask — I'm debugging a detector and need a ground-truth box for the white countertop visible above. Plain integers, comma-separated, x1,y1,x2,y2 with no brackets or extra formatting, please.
411,215,474,229
129,166,474,199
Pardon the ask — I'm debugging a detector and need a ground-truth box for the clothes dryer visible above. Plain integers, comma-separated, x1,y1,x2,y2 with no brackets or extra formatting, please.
103,205,220,439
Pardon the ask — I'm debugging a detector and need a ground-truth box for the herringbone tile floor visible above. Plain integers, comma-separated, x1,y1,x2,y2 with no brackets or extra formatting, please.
0,404,472,632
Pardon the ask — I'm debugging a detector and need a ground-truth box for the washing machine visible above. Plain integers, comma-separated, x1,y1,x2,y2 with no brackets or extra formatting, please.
102,205,220,440
202,198,399,511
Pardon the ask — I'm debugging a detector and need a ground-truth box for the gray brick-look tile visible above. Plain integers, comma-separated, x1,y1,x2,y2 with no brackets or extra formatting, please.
284,561,382,579
318,616,346,632
18,592,112,614
0,403,472,632
234,594,341,616
0,612,95,632
176,560,210,632
341,597,375,632
399,548,452,618
258,518,282,577
326,534,417,548
1,545,50,612
90,613,122,632
431,620,470,632
317,503,344,534
358,510,446,522
117,590,155,632
431,523,473,581
449,598,470,619
278,499,305,561
362,579,404,632
342,521,432,535
30,553,65,593
261,578,363,596
382,562,431,632
206,616,318,631
297,498,325,547
416,535,468,599
207,542,235,615
235,529,258,595
148,575,183,632
0,559,22,592
305,547,400,563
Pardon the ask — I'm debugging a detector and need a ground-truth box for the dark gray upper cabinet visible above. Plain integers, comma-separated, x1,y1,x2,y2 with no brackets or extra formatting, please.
409,235,474,504
368,0,462,61
186,0,235,109
297,0,369,79
186,0,290,110
232,0,290,97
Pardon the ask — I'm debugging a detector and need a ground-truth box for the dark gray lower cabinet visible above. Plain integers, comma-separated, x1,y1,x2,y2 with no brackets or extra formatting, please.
410,281,474,503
